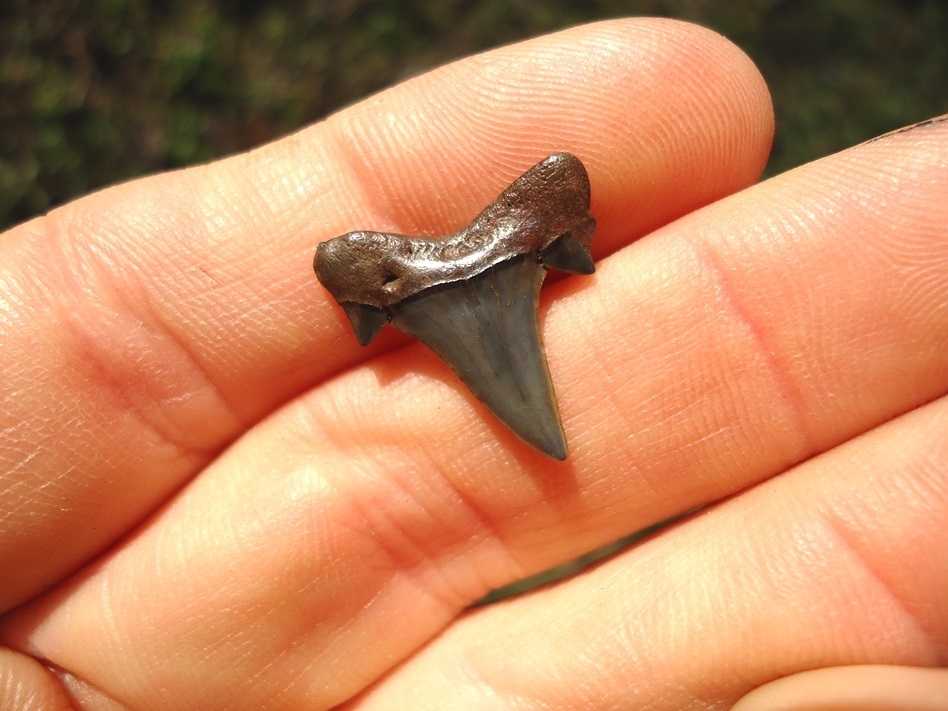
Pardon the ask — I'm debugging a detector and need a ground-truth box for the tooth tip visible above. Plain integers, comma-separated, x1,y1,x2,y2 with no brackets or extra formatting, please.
536,432,569,461
499,404,569,460
496,402,570,460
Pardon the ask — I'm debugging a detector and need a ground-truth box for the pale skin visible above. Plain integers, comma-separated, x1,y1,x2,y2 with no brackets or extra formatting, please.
0,17,946,711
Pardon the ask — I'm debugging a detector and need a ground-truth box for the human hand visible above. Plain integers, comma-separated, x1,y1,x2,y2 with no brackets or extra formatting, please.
1,18,946,711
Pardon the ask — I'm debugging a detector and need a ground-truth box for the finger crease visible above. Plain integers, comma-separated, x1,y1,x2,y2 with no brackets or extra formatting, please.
691,236,814,463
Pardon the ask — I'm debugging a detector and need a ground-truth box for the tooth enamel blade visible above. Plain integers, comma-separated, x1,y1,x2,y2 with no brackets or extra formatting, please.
390,255,567,460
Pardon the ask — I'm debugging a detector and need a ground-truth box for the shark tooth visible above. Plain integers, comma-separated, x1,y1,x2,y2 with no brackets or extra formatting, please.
313,152,596,459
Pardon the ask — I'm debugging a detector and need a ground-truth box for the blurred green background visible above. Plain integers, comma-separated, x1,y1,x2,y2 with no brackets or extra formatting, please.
2,0,946,231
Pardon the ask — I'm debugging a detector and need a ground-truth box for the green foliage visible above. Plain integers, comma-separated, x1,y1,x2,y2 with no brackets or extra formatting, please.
1,0,946,229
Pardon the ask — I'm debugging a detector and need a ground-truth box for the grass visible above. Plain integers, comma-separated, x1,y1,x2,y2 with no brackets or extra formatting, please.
2,1,945,228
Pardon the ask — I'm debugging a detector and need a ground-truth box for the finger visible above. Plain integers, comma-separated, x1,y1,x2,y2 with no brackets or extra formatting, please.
0,18,773,611
2,120,945,709
0,647,73,711
341,395,948,710
731,665,948,711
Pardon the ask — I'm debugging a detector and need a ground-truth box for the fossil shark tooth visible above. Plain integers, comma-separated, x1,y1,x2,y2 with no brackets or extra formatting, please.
313,152,596,459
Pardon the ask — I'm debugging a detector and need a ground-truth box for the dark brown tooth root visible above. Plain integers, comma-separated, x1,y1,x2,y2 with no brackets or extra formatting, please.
313,152,596,459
